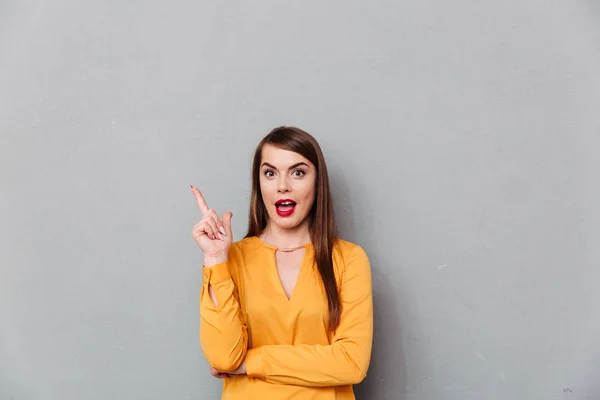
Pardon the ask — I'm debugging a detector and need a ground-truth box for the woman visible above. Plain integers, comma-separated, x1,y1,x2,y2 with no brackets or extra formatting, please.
190,126,373,399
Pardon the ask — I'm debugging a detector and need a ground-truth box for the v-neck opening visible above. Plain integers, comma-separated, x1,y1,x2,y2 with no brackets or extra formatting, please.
249,236,314,302
273,248,308,302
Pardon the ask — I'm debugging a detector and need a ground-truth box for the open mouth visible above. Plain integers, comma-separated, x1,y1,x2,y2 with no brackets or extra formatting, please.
275,199,296,217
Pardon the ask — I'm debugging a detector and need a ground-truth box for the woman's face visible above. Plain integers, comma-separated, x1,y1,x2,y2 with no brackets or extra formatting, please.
259,143,316,231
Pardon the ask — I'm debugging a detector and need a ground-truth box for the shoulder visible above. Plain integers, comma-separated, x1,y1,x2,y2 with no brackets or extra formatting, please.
332,238,370,273
226,236,263,261
333,237,368,259
221,237,262,282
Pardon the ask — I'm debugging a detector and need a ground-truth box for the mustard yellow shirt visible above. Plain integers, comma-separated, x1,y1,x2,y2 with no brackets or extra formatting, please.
199,236,373,400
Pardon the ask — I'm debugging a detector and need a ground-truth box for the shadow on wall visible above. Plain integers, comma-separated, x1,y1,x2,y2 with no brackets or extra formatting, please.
354,257,408,400
329,163,408,400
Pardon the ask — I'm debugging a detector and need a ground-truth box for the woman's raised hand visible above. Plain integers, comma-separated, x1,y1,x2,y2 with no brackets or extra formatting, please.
190,185,233,265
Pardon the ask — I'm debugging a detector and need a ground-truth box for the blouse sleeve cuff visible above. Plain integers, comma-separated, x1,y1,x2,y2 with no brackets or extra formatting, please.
202,261,231,286
245,348,265,378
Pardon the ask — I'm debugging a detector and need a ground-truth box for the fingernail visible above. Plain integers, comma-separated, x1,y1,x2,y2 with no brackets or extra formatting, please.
219,226,226,235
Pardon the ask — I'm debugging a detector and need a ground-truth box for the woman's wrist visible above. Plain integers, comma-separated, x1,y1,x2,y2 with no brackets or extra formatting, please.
204,253,228,267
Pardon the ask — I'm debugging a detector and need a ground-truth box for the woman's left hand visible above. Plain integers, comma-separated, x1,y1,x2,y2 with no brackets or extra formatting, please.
210,360,247,379
210,366,231,379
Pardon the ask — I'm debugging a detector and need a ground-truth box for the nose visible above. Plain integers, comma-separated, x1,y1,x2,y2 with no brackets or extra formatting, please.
277,176,290,193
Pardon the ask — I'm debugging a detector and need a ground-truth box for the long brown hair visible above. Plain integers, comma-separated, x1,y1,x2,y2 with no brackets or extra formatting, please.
245,126,341,332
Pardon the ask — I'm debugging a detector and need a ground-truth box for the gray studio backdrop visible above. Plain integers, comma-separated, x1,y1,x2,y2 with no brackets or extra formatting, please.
1,1,599,399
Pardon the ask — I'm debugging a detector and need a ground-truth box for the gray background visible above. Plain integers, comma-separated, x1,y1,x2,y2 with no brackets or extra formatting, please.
1,1,599,399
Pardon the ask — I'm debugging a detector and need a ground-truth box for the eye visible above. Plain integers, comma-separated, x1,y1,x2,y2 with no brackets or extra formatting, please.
292,169,306,177
264,170,275,178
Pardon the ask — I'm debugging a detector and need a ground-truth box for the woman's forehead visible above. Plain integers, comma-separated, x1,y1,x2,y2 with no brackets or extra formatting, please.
261,144,313,167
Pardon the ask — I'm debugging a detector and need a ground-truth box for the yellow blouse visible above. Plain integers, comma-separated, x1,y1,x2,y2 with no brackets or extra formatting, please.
199,236,373,399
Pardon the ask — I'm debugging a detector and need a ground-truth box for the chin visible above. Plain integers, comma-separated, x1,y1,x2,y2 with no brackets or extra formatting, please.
269,214,305,230
272,219,299,230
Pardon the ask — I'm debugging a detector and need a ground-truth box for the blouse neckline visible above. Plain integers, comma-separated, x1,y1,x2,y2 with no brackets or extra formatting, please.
250,236,313,252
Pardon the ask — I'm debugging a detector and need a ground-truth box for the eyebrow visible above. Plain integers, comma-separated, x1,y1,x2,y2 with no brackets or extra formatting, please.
261,162,310,171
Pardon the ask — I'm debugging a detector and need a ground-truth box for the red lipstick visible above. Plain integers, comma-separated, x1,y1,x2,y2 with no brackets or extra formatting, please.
275,198,296,217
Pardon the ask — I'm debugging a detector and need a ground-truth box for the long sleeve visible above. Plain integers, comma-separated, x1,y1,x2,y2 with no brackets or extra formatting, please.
199,244,248,372
245,245,373,387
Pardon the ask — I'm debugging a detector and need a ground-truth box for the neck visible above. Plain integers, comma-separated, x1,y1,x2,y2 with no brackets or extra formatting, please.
260,221,311,249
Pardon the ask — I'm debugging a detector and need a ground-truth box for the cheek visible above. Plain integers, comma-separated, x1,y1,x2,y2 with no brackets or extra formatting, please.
259,180,273,198
298,183,316,206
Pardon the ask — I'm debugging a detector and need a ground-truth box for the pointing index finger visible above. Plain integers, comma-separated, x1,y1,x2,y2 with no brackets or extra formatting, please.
191,185,209,215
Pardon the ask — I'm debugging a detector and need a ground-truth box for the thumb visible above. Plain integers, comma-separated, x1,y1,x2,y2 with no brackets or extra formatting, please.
222,212,233,237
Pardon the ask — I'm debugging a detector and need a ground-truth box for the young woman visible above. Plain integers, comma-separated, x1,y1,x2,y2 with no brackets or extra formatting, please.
190,126,373,399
